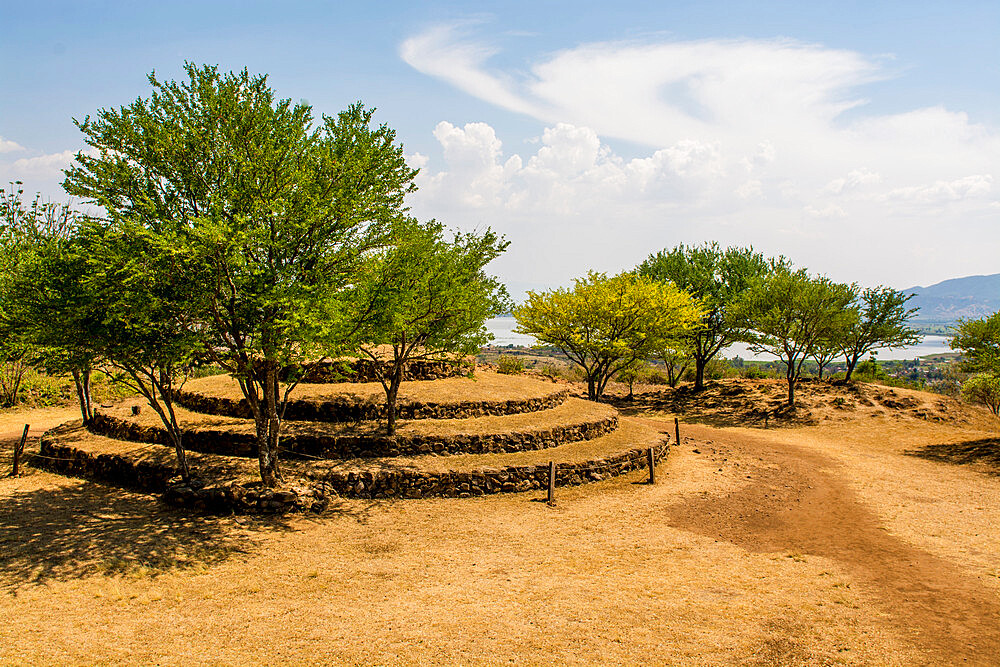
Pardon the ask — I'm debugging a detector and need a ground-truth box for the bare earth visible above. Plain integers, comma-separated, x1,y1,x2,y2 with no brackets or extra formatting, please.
1,383,999,665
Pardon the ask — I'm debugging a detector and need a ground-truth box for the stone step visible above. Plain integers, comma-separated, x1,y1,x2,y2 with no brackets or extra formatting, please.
177,371,567,421
90,398,618,459
37,418,667,503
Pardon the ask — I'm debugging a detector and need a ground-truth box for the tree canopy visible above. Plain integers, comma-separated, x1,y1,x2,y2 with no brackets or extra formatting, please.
840,287,921,381
950,311,1000,375
638,243,776,390
514,271,702,401
348,218,511,434
960,373,1000,416
63,63,417,486
736,268,855,405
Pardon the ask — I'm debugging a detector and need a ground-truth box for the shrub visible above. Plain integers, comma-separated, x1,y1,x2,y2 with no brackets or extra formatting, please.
539,364,562,380
645,368,669,385
497,354,524,375
740,365,770,380
961,373,1000,415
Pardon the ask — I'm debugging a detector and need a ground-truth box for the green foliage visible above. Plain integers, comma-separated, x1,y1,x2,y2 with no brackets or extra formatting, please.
348,218,510,433
739,365,772,380
644,368,669,385
854,357,889,382
960,373,1000,415
737,267,855,405
497,355,525,375
63,63,418,485
538,363,563,380
638,243,779,389
514,271,703,401
841,287,921,380
950,312,1000,375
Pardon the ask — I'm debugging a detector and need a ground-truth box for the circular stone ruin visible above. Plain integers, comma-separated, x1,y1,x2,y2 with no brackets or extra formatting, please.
38,368,668,513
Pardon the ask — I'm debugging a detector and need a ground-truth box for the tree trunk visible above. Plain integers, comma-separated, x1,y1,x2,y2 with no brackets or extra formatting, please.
844,355,859,382
787,376,796,406
72,368,88,424
694,357,706,391
253,363,283,488
168,430,192,484
385,364,403,436
817,363,825,380
587,375,597,401
83,368,93,421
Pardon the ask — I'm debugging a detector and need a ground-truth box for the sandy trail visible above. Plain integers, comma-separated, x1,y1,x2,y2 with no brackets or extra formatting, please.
638,418,1000,665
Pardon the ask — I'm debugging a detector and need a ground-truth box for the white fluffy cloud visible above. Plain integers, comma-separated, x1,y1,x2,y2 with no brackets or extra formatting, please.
402,25,1000,292
0,137,25,153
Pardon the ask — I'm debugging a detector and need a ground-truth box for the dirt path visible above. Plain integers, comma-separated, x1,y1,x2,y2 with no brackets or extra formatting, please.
639,418,1000,665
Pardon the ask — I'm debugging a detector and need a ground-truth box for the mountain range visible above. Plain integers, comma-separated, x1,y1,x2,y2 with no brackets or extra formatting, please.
903,273,1000,333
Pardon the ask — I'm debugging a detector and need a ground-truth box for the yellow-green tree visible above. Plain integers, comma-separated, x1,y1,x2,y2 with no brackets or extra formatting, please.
514,272,702,401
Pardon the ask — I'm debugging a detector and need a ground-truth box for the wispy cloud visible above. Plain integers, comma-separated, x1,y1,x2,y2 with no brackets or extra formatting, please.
402,23,1000,289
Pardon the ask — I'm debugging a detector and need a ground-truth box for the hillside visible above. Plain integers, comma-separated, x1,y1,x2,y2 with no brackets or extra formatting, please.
906,273,1000,332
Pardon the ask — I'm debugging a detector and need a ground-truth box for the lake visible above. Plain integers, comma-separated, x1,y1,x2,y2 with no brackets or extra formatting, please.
485,317,954,361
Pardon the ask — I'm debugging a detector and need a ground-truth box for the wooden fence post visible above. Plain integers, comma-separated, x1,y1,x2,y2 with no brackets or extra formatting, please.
647,447,656,484
547,460,556,504
11,424,28,477
674,417,681,447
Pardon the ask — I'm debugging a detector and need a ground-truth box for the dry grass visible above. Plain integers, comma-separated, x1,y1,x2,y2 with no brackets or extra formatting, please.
183,369,562,404
101,396,614,440
0,459,917,666
2,380,999,665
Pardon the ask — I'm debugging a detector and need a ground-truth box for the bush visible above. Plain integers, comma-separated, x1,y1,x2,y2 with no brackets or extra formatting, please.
645,368,669,385
961,373,1000,415
740,365,771,380
539,364,563,380
497,354,524,375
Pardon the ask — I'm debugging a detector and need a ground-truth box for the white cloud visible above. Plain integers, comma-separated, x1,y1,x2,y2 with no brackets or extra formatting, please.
825,168,881,194
804,204,847,219
402,26,1000,290
0,137,25,153
10,149,79,177
881,174,992,204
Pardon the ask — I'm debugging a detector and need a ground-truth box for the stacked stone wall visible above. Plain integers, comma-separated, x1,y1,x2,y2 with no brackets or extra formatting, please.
37,433,667,512
88,411,618,459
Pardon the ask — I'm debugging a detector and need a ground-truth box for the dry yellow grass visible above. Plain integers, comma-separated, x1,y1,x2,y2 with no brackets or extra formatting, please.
100,396,614,440
183,369,561,404
1,380,999,665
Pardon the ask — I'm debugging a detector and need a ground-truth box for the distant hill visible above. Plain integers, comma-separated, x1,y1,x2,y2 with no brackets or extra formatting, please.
904,273,1000,333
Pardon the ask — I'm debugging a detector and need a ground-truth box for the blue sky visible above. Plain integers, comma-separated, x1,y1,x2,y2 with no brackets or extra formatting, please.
3,1,998,296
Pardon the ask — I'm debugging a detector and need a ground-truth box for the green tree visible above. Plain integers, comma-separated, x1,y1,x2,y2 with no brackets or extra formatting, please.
615,359,647,400
514,272,702,401
659,345,691,388
0,183,96,412
348,219,511,435
950,312,1000,375
64,64,415,487
960,373,1000,416
737,268,855,405
841,287,921,381
84,221,208,483
638,243,776,390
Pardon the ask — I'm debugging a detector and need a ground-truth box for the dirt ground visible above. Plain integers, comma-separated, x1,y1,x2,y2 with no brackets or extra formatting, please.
1,383,999,665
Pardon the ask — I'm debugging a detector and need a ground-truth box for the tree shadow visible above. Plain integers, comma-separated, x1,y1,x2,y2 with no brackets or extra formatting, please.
603,383,815,429
905,438,1000,475
0,474,368,589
